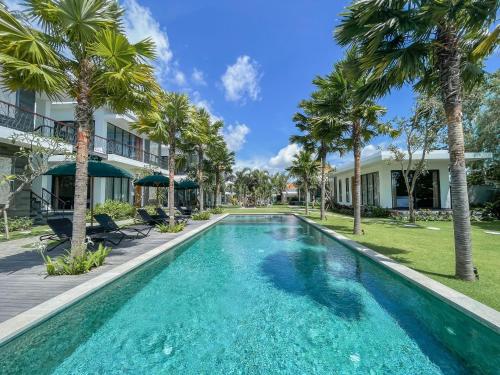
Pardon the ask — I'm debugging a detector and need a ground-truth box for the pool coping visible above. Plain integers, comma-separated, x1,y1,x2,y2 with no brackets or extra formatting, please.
0,214,229,346
293,214,500,333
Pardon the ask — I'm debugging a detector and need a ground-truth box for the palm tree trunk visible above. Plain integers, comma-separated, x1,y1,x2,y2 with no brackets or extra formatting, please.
437,26,474,281
168,139,176,228
71,59,92,257
215,171,221,208
320,150,326,220
197,148,204,211
304,182,309,215
352,120,362,235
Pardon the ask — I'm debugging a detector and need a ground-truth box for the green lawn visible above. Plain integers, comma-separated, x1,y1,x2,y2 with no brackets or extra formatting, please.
224,205,500,311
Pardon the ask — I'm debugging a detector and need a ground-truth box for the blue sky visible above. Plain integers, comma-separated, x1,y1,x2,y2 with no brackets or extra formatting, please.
8,0,497,170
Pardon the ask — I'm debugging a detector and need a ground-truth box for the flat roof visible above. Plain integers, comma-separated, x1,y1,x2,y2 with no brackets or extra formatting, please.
332,150,493,175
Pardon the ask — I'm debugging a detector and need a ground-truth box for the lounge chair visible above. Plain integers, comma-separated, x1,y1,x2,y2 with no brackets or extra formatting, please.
40,218,117,252
156,207,189,223
93,214,153,239
175,206,192,216
137,209,167,226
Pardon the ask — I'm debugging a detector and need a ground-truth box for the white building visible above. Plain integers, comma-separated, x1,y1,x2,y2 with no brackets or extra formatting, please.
330,150,492,210
0,89,195,219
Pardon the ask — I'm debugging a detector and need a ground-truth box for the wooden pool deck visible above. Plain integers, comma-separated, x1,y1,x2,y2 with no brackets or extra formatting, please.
0,217,220,324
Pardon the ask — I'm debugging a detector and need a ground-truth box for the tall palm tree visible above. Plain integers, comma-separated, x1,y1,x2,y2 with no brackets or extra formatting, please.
314,58,387,234
234,168,251,206
292,98,345,220
184,108,222,211
206,137,235,207
132,91,192,227
0,1,159,256
287,150,320,215
271,172,289,204
335,0,498,280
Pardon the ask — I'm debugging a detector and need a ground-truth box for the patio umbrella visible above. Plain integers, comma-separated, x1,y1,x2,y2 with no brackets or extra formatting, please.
134,174,179,207
45,160,134,226
176,179,199,190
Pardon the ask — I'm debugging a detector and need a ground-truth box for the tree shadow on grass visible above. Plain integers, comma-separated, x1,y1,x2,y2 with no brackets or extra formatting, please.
410,268,457,280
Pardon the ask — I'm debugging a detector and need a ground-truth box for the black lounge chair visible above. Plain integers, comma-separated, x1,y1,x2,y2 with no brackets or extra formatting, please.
175,206,192,216
40,218,117,252
93,214,153,239
137,209,167,226
156,207,189,223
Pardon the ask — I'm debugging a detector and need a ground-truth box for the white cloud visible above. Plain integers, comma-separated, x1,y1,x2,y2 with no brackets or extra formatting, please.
362,142,386,157
191,68,206,85
173,70,186,86
123,0,173,82
269,144,301,169
221,55,261,103
191,91,223,122
222,123,250,152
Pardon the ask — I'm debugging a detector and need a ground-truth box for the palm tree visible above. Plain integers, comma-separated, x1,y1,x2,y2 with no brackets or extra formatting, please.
287,150,320,215
292,98,345,220
184,108,222,211
234,168,251,206
313,57,387,234
335,1,498,281
132,91,191,227
206,137,235,207
0,1,159,256
271,172,289,204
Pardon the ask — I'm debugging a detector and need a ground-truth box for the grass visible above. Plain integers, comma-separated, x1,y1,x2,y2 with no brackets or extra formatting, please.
224,205,500,311
0,225,51,242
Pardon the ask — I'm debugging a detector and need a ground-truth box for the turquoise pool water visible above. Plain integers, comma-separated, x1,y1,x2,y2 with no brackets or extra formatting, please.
1,215,499,374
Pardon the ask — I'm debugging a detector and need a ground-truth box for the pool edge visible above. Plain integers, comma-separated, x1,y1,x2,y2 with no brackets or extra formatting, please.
0,214,229,346
292,213,500,334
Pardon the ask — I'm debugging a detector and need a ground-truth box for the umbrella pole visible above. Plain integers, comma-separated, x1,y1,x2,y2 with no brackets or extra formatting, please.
90,177,94,227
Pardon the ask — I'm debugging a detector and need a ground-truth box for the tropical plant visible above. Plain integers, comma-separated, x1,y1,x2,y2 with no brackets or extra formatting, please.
234,168,251,206
87,200,136,221
132,91,192,227
0,132,71,239
287,150,320,215
42,243,111,276
335,0,498,280
210,207,224,214
389,95,445,223
191,211,211,220
206,137,235,207
291,96,345,220
270,172,289,204
0,0,159,257
183,108,223,211
156,222,186,233
313,55,387,233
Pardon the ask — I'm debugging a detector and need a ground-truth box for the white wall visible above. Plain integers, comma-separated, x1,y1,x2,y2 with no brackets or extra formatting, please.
331,159,451,209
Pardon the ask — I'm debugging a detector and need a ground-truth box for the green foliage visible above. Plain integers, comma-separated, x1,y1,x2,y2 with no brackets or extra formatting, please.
143,205,158,216
467,171,486,186
88,200,135,221
484,201,500,219
390,210,453,222
156,222,186,233
191,211,211,220
210,207,224,214
0,216,33,232
43,244,111,276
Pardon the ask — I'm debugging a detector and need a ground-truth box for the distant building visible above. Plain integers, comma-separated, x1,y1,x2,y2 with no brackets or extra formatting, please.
330,150,492,209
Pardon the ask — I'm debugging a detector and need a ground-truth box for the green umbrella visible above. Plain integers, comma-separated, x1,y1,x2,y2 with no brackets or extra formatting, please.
176,179,199,190
134,174,178,187
45,161,133,226
45,160,133,178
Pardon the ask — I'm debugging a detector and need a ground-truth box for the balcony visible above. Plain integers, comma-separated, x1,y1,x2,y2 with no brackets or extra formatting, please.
0,99,166,169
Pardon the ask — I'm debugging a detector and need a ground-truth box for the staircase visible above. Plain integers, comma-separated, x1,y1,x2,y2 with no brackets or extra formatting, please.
30,189,70,224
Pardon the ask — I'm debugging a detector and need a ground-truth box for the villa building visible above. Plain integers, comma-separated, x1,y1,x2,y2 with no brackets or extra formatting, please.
0,88,195,219
330,150,492,210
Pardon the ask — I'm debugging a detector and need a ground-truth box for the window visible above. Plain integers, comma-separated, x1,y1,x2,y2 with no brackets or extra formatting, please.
391,170,441,209
105,177,131,203
333,177,337,202
338,179,343,202
345,178,350,203
107,123,143,161
361,172,380,207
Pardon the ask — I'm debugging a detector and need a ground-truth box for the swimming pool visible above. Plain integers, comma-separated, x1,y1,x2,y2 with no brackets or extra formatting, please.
0,215,498,374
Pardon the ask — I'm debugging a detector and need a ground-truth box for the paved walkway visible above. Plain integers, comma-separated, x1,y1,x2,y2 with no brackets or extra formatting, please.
0,217,220,323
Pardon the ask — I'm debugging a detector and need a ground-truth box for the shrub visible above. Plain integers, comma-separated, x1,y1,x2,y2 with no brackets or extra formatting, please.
210,207,224,214
143,205,158,216
42,244,111,276
156,222,186,233
192,211,211,220
0,216,33,232
330,204,390,218
390,209,453,222
88,200,135,221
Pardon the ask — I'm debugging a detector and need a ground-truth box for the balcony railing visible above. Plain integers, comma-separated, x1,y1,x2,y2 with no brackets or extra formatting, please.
0,99,166,168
